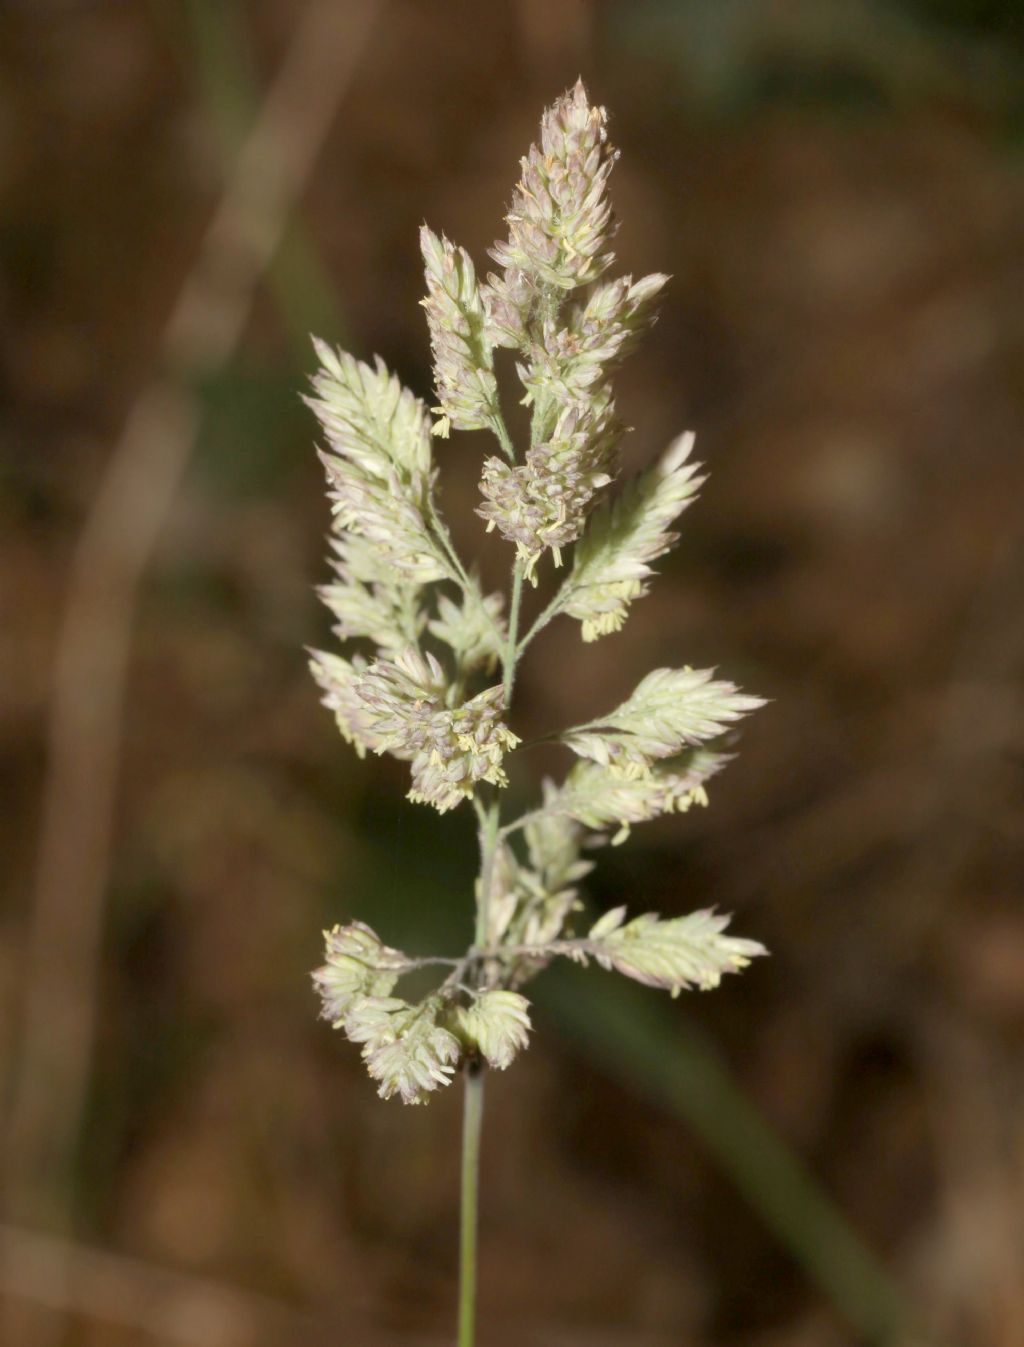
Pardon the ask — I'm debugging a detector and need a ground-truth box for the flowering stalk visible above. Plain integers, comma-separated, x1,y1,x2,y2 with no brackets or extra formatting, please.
306,82,766,1345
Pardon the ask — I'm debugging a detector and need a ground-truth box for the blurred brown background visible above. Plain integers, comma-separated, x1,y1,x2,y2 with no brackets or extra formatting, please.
3,2,1024,1345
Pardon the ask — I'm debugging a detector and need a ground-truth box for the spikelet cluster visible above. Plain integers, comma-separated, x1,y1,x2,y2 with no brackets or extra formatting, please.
481,794,594,988
428,582,505,677
420,227,497,435
306,335,515,810
310,647,519,813
307,82,766,1106
345,996,462,1105
313,921,411,1021
563,432,704,640
585,907,766,996
562,667,765,778
490,78,618,292
546,751,727,844
453,990,533,1070
307,344,446,582
470,82,676,575
478,398,621,572
312,918,535,1102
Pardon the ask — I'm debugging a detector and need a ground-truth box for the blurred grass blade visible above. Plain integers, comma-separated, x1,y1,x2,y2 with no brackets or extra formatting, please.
540,966,918,1346
185,0,346,347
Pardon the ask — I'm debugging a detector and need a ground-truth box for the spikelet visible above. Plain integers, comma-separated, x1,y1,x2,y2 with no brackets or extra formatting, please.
587,908,767,996
565,432,704,640
420,226,498,434
562,667,764,777
452,990,532,1070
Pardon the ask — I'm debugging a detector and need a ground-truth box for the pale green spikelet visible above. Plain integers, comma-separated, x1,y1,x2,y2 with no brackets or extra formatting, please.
477,396,622,577
490,79,618,292
344,996,462,1105
518,786,592,946
420,226,499,434
312,921,413,1024
480,837,525,947
562,667,764,776
542,750,730,842
307,649,378,757
524,783,594,901
307,344,449,582
521,273,668,407
319,534,425,651
564,431,704,640
481,265,532,349
586,907,767,995
453,990,532,1070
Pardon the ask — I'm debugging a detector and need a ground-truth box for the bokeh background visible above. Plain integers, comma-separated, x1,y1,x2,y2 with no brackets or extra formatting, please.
3,2,1024,1345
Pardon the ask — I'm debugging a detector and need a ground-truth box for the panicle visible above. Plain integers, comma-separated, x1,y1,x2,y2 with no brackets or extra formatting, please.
306,85,768,1106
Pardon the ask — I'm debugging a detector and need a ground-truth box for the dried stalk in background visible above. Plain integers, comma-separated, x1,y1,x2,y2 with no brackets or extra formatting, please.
4,0,380,1281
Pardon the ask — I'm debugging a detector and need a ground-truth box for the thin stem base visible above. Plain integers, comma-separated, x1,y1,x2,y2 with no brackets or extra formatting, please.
457,1060,485,1347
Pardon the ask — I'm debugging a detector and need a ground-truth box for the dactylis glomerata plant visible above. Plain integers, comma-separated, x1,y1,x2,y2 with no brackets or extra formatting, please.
306,82,766,1343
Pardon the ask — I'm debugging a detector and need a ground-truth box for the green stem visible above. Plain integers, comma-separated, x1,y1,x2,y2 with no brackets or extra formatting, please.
517,577,571,656
502,561,525,705
428,500,471,588
529,390,551,451
499,807,545,839
456,544,523,1347
458,796,500,1347
457,1060,485,1347
427,501,507,658
491,413,516,464
474,797,501,947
